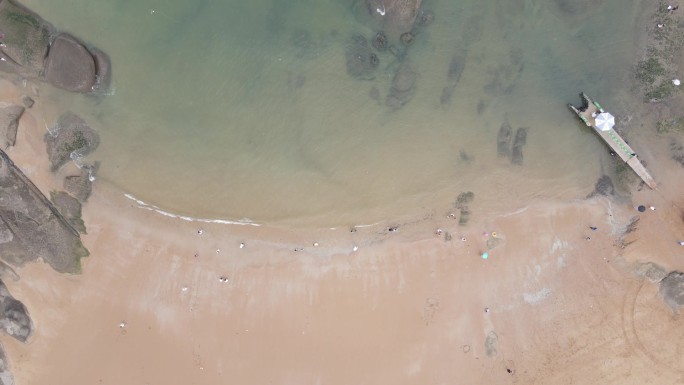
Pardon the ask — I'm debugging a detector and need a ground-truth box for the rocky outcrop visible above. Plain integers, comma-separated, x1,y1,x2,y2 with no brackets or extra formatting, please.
0,342,14,385
0,279,31,342
64,162,98,202
0,149,89,273
51,191,86,234
44,112,99,172
0,0,111,93
0,103,23,149
0,278,32,385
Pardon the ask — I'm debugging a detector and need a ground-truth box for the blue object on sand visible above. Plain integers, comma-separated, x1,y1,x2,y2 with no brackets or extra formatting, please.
481,252,489,260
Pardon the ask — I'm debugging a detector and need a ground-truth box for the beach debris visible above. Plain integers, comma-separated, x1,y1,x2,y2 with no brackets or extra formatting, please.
650,206,656,211
435,228,443,236
352,245,359,252
197,229,203,235
215,248,221,254
637,205,646,212
388,226,399,232
462,345,471,353
313,242,319,247
484,307,490,313
119,321,126,329
181,286,188,292
481,252,489,260
674,79,681,86
589,226,598,231
677,241,684,246
294,247,303,252
239,242,245,249
461,236,467,242
218,276,229,283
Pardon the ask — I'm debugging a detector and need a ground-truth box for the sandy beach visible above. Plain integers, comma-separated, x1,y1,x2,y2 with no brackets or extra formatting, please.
1,2,684,384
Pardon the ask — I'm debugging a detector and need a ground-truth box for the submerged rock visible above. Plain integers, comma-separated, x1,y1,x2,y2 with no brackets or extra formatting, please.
0,103,24,149
511,127,528,165
44,112,100,172
496,120,512,158
345,34,379,80
0,278,32,342
386,59,416,109
0,149,89,273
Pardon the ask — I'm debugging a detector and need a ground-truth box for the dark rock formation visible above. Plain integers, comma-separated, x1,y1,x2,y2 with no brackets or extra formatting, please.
0,341,14,385
51,191,86,234
44,33,97,93
496,120,512,158
345,35,379,80
44,112,100,172
0,0,111,93
386,59,416,109
21,95,33,108
590,175,616,197
0,0,52,78
441,48,467,105
511,127,528,165
353,0,423,42
64,162,98,202
660,271,684,314
0,278,31,342
0,103,23,149
372,31,387,51
0,149,89,273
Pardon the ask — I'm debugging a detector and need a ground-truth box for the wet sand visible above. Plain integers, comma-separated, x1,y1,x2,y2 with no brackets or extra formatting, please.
1,6,684,383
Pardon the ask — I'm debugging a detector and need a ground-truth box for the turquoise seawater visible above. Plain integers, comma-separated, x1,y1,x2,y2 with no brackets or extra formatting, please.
22,0,646,228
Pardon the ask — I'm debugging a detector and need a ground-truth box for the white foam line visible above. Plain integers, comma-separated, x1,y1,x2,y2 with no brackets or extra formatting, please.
123,193,261,226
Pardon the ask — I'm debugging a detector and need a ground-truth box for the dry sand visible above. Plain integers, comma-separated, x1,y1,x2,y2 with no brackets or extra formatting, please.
1,15,684,384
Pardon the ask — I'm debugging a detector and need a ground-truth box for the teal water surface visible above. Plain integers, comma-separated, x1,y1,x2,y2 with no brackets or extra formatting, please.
21,0,646,227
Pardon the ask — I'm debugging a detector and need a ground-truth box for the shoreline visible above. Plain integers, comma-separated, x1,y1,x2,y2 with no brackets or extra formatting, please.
1,1,684,384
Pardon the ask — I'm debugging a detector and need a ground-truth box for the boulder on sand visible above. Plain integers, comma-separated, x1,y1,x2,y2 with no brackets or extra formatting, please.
0,278,32,342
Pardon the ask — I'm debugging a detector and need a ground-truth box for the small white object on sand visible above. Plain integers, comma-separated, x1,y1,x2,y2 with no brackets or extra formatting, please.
119,321,126,328
239,242,245,249
181,286,188,292
673,79,681,86
352,246,359,252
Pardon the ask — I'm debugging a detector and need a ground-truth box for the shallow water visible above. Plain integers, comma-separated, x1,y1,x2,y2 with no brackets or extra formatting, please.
22,0,646,228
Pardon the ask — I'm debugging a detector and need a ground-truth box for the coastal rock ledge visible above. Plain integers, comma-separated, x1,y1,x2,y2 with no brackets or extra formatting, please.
0,278,33,385
0,0,111,93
